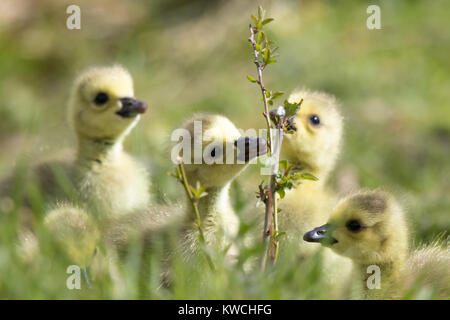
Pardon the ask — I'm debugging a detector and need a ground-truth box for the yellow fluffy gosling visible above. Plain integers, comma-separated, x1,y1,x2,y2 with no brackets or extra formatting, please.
179,113,267,261
65,65,150,220
304,190,450,299
10,65,150,221
103,114,267,257
11,66,150,270
271,89,352,297
278,89,343,253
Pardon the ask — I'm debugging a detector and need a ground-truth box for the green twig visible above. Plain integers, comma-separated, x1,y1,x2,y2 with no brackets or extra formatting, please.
248,7,278,270
173,163,215,271
248,7,303,270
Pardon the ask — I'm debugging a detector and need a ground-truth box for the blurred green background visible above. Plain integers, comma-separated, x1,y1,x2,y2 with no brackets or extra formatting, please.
0,0,448,299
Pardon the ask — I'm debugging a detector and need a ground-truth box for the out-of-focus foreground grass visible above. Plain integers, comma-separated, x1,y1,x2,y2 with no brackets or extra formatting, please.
0,0,448,299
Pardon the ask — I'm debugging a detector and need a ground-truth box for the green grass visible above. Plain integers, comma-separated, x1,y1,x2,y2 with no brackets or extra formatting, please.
0,0,448,299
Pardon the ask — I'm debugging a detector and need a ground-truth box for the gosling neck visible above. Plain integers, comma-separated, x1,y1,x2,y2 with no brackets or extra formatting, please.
203,184,232,221
290,159,329,187
75,133,125,166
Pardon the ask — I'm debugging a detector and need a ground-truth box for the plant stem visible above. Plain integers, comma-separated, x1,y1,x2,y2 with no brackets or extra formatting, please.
271,124,285,263
261,186,273,270
249,24,277,270
177,163,215,271
249,25,273,152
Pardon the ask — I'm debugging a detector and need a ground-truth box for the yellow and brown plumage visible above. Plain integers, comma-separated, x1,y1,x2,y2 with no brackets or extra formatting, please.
268,89,352,297
3,65,151,221
304,189,450,299
7,65,151,268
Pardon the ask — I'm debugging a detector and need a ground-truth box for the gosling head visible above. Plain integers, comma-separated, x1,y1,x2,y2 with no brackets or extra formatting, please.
68,65,147,141
178,113,267,189
282,89,343,180
304,190,408,265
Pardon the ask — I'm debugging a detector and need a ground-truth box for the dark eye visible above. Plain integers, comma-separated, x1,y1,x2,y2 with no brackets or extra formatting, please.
309,115,320,126
94,92,109,105
346,220,362,232
211,148,216,157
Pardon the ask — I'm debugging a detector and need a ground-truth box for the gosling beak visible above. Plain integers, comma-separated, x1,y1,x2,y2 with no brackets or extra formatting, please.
269,108,297,132
116,97,147,118
235,137,268,162
303,224,338,245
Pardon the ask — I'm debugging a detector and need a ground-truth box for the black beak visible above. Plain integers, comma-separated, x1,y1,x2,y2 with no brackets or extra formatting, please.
269,108,297,132
235,137,268,162
116,97,147,118
303,224,338,245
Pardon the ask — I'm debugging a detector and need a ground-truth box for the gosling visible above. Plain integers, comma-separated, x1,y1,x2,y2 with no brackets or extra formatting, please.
8,65,151,222
102,114,267,287
10,66,150,272
304,190,450,299
178,113,267,261
267,89,352,298
278,89,343,254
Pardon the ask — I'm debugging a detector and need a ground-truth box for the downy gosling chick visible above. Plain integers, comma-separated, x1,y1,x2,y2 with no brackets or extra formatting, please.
304,190,450,299
102,114,267,289
179,113,267,260
65,64,150,220
14,65,150,222
278,89,343,253
273,89,351,298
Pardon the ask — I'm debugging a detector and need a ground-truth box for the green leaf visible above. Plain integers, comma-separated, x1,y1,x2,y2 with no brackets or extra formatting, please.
300,173,319,181
267,59,277,65
263,48,270,64
284,100,301,117
251,14,258,26
246,75,257,83
262,18,274,25
259,31,266,44
265,90,271,98
279,159,288,170
189,185,198,198
257,31,263,43
255,43,261,51
271,91,284,100
276,188,285,199
258,6,265,21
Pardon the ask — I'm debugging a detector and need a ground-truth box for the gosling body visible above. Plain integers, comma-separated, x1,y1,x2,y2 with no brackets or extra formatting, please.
304,190,450,299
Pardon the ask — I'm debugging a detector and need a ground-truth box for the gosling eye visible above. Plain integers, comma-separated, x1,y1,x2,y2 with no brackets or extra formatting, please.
211,148,216,157
94,92,109,105
308,114,320,126
346,220,363,233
